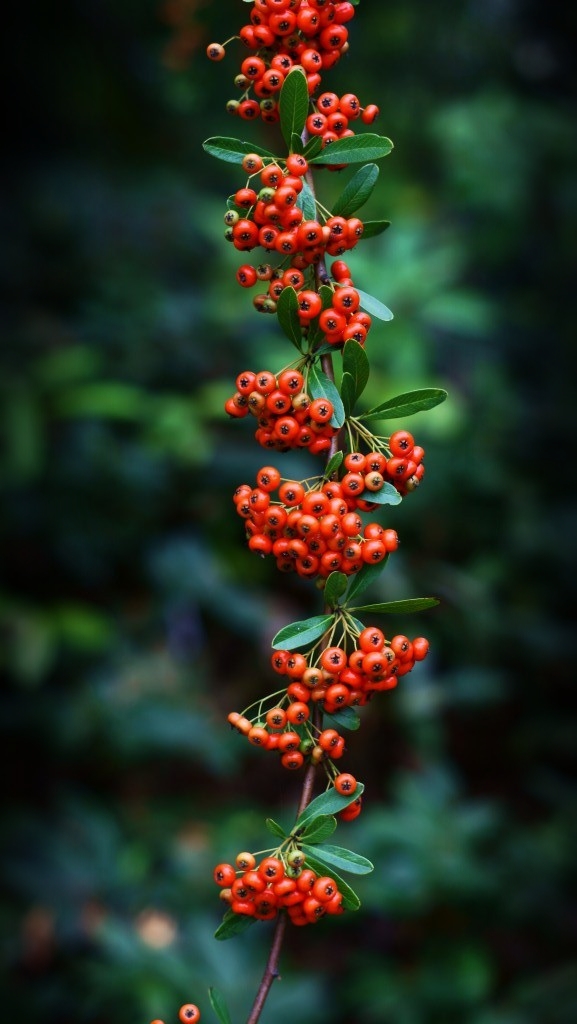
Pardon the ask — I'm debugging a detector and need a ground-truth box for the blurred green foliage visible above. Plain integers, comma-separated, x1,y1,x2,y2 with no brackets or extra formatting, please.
2,1,576,1022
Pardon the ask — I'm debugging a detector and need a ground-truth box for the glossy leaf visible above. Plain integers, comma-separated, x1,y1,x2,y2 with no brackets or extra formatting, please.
301,842,373,875
324,571,348,608
302,853,361,910
340,371,356,417
276,286,303,349
302,135,323,160
279,67,310,150
344,560,389,604
356,287,394,321
361,481,402,505
323,706,361,732
297,178,317,223
271,614,334,651
208,987,232,1024
309,133,394,165
203,137,274,164
342,340,369,407
323,450,343,479
332,162,380,217
307,363,345,428
298,814,337,843
215,909,257,941
361,219,391,238
265,817,286,838
290,132,304,155
360,387,448,421
350,597,440,614
295,782,364,828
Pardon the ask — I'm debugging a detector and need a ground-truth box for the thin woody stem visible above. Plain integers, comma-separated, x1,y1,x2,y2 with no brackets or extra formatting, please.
245,140,340,1024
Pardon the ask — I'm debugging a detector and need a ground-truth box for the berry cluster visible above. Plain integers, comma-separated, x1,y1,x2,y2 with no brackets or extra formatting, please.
225,153,370,343
234,470,400,580
228,626,429,770
214,850,346,926
206,1,378,130
225,368,338,454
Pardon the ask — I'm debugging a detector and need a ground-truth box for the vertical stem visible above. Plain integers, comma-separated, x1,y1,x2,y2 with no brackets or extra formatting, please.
245,131,341,1024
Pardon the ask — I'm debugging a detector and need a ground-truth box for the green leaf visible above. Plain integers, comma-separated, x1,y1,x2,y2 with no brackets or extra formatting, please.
301,842,373,875
340,371,355,418
323,706,361,732
208,987,232,1024
302,135,323,160
360,219,391,238
265,817,287,839
271,614,334,651
298,814,337,843
344,560,389,604
356,287,394,321
324,571,348,608
361,481,402,505
350,597,440,614
302,853,361,911
214,909,257,941
295,782,365,829
323,450,343,479
309,133,394,165
342,340,369,407
360,387,448,421
276,286,304,350
332,163,380,217
307,363,345,428
203,137,275,164
290,132,304,155
297,178,317,222
279,67,310,150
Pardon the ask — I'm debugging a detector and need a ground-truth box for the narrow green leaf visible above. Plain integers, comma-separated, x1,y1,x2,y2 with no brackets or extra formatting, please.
298,814,337,843
203,137,275,164
309,133,393,165
361,481,402,505
295,782,364,828
323,706,361,732
302,842,373,875
324,571,348,608
356,288,394,321
208,987,232,1024
360,387,448,421
360,219,391,238
307,363,345,428
344,560,389,604
279,67,310,150
271,614,334,651
265,817,287,838
323,450,343,479
297,178,317,222
276,286,304,350
340,371,355,418
332,163,379,217
350,597,440,614
302,135,323,160
342,340,369,406
290,132,304,155
302,853,361,910
215,909,257,940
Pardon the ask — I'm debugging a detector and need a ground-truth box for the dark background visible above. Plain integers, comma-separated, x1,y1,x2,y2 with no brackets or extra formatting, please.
2,1,576,1022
